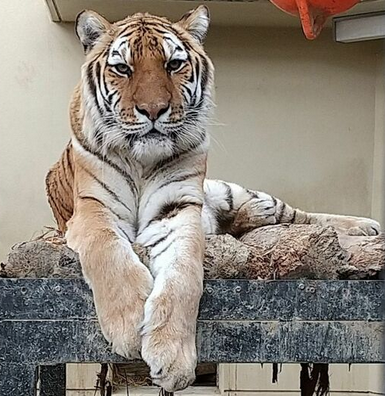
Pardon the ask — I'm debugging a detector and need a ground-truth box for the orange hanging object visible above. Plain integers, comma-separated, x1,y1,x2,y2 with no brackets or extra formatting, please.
270,0,360,39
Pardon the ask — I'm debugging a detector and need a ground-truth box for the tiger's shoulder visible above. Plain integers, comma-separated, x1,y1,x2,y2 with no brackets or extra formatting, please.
46,142,75,233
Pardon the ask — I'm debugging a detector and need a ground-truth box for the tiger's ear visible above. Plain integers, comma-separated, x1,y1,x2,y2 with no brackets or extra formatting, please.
176,5,210,43
75,10,110,54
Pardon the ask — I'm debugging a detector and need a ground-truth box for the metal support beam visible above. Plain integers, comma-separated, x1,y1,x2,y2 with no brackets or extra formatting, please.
333,12,385,43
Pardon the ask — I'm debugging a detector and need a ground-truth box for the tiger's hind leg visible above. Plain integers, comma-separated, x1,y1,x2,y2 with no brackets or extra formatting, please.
203,179,381,237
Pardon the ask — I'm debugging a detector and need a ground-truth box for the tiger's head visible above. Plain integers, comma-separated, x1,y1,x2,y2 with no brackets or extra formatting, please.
74,7,214,163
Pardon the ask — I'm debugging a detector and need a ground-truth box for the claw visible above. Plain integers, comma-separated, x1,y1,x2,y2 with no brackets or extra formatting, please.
159,388,174,396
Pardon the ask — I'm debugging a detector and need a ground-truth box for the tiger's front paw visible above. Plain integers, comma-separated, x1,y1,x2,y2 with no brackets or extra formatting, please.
140,296,197,391
95,264,154,359
141,329,196,392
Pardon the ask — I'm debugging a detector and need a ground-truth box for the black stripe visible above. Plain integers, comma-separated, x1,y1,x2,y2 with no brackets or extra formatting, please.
95,62,111,114
97,62,111,106
147,234,169,249
57,170,72,198
117,29,136,40
78,195,130,223
182,39,194,52
222,182,234,212
64,144,74,178
117,225,133,243
169,124,206,154
151,27,171,36
192,61,200,103
150,238,176,260
107,89,117,103
184,85,193,98
164,36,183,52
146,15,173,24
117,40,126,50
81,166,133,214
49,189,72,218
150,201,202,225
188,60,195,83
61,149,73,194
94,127,104,147
119,23,141,37
247,189,260,200
290,209,297,223
86,63,103,117
200,55,209,98
145,153,183,181
146,147,193,181
214,208,235,234
50,177,73,215
157,171,204,191
158,201,197,218
76,138,138,197
277,202,286,223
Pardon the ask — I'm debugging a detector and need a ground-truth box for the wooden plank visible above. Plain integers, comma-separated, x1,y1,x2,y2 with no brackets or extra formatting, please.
0,279,383,321
197,321,384,363
0,279,383,368
200,280,384,321
0,363,37,396
0,278,96,320
0,319,383,364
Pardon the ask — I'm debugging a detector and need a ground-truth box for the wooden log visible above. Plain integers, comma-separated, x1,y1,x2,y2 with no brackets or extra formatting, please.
1,225,382,395
1,225,383,280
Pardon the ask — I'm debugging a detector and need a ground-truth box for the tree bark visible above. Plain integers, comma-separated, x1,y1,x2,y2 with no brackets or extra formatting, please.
1,224,383,280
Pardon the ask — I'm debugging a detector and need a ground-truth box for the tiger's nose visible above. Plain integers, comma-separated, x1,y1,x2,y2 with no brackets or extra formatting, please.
135,103,169,121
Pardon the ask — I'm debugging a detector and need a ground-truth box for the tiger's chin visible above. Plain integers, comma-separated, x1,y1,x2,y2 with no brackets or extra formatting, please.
130,137,175,164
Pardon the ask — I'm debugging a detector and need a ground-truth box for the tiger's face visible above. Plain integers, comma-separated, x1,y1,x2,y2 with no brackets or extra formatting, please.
76,7,214,162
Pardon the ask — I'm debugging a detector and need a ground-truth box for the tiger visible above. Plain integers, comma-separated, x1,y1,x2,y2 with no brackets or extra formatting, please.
45,6,381,392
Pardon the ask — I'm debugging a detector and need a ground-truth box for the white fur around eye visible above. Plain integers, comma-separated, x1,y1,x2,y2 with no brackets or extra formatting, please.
108,36,132,68
163,33,188,63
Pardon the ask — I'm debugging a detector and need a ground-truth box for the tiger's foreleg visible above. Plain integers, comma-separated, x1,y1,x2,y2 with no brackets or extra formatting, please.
137,204,204,392
66,197,154,358
203,179,380,236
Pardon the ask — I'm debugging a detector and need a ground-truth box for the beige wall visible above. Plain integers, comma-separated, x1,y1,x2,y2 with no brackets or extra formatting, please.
372,51,385,225
219,363,385,395
0,0,384,263
206,27,383,218
0,0,83,259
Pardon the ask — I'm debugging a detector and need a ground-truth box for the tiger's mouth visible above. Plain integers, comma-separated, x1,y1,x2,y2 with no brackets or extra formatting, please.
146,128,164,138
134,127,170,142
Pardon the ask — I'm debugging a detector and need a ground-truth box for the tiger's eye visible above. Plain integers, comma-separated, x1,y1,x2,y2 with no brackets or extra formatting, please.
167,59,183,72
114,63,131,76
